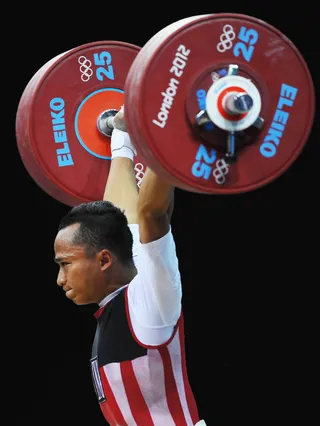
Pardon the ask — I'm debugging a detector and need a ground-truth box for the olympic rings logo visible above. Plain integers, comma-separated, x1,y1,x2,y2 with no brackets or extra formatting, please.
217,25,236,53
212,158,229,184
78,56,93,82
134,163,145,187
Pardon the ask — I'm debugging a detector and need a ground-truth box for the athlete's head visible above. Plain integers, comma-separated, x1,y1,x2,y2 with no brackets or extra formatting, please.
54,200,134,305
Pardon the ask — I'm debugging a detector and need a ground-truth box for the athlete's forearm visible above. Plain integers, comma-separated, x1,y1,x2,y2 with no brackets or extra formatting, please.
137,167,174,243
138,167,174,216
103,157,139,224
101,106,139,224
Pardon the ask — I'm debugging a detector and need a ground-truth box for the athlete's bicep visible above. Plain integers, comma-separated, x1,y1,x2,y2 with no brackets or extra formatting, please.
128,227,182,328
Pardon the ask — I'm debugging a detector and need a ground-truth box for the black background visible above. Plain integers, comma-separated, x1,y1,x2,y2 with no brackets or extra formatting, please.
10,2,318,425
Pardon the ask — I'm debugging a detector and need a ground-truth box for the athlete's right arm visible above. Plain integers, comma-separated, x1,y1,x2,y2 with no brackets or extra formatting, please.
137,167,174,243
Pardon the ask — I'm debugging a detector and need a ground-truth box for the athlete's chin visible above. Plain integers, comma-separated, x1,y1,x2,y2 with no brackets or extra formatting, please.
71,296,94,306
65,291,95,305
73,300,92,306
66,292,80,304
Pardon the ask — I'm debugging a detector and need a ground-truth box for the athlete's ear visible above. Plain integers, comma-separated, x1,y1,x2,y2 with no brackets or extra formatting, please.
99,249,113,271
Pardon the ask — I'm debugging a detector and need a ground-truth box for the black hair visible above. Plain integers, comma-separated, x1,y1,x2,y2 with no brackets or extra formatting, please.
58,200,133,266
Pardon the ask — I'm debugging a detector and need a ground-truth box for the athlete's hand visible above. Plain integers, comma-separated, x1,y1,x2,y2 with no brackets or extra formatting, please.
113,105,127,132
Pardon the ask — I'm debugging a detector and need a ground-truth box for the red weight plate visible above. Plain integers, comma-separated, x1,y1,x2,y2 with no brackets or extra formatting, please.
16,41,147,206
125,14,315,194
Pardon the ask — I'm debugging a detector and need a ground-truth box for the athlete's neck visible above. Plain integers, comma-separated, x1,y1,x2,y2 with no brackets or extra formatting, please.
106,263,137,295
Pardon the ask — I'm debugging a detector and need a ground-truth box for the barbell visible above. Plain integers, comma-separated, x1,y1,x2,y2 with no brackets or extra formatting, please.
15,13,315,206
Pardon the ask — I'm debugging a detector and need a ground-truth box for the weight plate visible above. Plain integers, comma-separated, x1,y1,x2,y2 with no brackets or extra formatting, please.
16,41,146,205
125,14,315,194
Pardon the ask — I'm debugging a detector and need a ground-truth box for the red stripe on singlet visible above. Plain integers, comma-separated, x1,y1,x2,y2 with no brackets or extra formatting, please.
178,315,200,424
99,366,127,426
159,346,189,426
120,361,154,426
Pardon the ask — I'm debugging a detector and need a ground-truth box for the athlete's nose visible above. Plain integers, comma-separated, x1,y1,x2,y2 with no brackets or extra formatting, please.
57,269,66,287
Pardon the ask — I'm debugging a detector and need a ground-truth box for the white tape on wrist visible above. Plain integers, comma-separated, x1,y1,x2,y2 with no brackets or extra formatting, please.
111,129,137,160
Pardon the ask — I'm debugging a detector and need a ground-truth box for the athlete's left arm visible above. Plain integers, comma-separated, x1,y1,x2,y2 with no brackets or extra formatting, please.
128,168,182,331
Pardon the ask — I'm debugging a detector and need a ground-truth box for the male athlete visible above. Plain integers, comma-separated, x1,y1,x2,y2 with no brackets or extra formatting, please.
54,106,207,425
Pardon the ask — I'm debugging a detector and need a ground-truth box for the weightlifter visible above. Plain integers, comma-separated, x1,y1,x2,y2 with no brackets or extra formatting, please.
54,106,207,426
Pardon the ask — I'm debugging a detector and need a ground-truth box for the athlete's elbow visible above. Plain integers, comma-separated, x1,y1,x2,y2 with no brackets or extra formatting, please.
138,202,167,219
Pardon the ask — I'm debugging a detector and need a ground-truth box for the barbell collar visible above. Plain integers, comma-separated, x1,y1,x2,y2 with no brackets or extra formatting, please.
97,109,118,137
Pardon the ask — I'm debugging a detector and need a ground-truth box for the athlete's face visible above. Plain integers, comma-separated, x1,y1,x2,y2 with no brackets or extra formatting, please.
54,223,111,305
